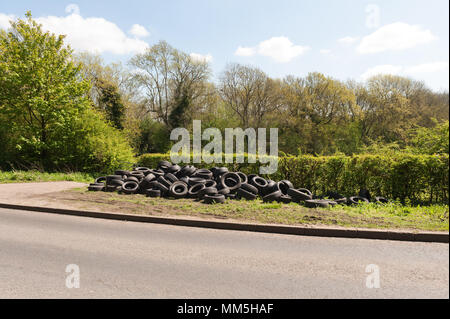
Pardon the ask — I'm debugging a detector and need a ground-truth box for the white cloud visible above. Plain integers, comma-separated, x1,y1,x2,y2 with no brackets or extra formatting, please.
0,13,15,29
357,22,438,54
338,36,359,44
235,46,256,57
0,9,149,55
129,24,149,38
235,36,309,63
190,52,213,63
320,49,331,55
65,4,80,15
258,37,309,63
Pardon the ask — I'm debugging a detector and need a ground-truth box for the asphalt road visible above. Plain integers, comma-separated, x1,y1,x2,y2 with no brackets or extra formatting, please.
0,208,448,298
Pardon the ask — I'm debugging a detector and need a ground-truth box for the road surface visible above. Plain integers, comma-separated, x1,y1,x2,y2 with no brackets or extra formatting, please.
0,207,448,298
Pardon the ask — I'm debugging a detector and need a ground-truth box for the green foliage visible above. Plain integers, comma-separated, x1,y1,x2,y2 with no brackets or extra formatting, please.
137,152,449,204
407,120,449,155
0,170,94,183
0,12,135,173
97,80,125,129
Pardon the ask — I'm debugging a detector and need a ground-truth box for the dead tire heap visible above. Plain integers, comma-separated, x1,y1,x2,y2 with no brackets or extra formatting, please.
88,161,389,206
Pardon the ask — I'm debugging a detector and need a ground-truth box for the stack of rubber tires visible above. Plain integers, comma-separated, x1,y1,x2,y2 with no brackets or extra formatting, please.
87,161,389,206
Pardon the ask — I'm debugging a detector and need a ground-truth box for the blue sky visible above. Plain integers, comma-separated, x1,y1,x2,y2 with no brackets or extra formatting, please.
1,0,449,91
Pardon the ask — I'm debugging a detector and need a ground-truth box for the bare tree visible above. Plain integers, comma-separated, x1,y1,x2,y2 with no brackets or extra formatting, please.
129,41,211,129
219,63,281,128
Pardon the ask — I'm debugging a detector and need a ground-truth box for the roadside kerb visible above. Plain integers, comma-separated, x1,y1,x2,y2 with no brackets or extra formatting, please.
0,202,447,243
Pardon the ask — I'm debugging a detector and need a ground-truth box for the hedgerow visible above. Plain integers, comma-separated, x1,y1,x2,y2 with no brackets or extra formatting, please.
137,153,449,204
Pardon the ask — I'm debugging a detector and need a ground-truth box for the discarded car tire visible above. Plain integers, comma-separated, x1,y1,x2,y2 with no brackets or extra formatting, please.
169,181,189,198
236,187,258,200
263,190,282,203
121,181,139,194
220,172,241,191
188,183,206,198
146,189,161,198
287,188,312,202
203,194,226,204
348,196,370,205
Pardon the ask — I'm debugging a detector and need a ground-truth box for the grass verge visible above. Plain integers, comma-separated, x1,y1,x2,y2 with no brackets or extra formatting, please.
0,170,94,184
58,188,449,232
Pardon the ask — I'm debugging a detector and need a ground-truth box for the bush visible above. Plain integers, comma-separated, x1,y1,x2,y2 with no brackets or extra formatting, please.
137,152,449,204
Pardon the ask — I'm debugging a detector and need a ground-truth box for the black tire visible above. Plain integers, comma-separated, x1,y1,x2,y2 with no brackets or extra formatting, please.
298,188,312,197
304,199,329,208
104,185,119,192
149,169,165,177
167,164,181,174
146,189,161,198
236,187,258,200
203,194,226,204
177,165,196,178
374,196,389,204
225,193,236,199
169,181,189,198
88,185,104,191
358,189,372,201
89,182,105,187
179,176,189,184
261,180,278,196
135,167,151,176
236,172,248,184
262,190,282,203
106,175,123,184
124,176,139,183
204,180,217,188
240,183,259,195
154,182,169,195
129,171,145,180
188,183,206,198
192,168,213,180
218,187,230,195
198,187,218,199
348,196,369,205
157,160,172,171
157,176,172,188
107,179,124,187
164,173,178,183
94,176,106,184
213,167,228,178
278,180,293,195
250,176,268,192
220,172,242,191
287,188,312,202
115,170,130,176
121,181,139,194
279,195,292,203
335,198,348,205
188,177,207,186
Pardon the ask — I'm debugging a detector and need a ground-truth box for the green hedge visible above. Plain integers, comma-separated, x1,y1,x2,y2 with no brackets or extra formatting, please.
137,153,449,204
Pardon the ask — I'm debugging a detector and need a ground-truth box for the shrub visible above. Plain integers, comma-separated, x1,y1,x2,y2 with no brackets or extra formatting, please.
137,152,449,204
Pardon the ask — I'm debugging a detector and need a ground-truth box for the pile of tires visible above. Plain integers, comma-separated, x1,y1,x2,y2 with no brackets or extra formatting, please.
88,161,389,206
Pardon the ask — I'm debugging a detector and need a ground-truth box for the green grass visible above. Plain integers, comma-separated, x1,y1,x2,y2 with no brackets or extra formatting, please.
65,189,449,232
0,170,95,184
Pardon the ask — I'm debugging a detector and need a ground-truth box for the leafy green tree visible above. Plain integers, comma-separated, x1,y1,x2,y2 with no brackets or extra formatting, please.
407,120,449,155
0,12,134,171
97,79,125,129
